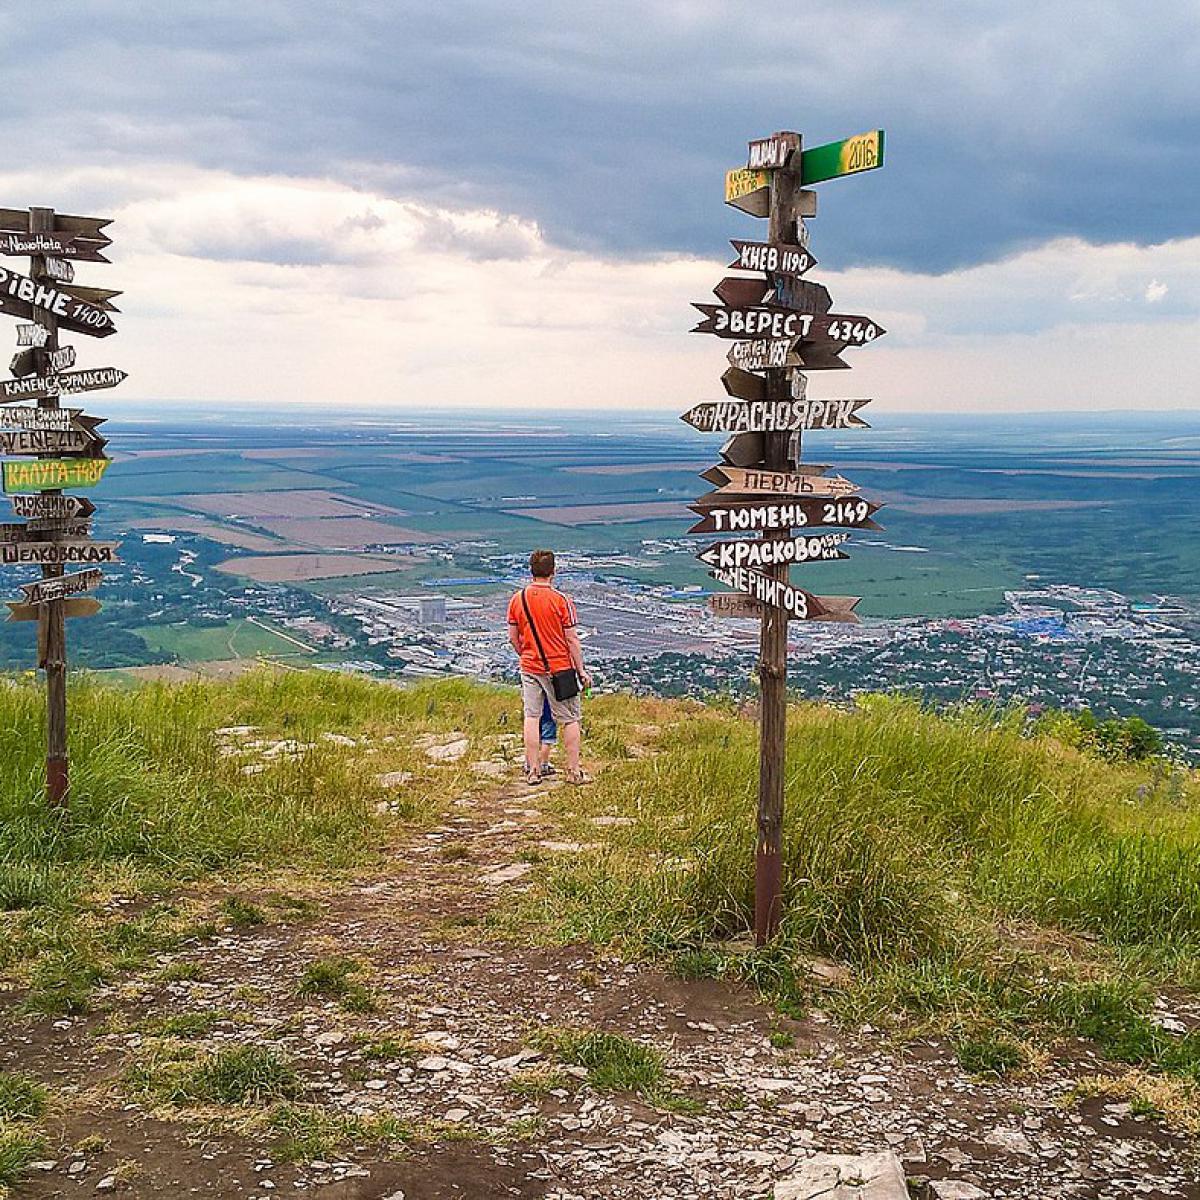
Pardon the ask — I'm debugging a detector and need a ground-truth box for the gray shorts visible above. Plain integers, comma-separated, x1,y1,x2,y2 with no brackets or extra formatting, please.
521,672,582,725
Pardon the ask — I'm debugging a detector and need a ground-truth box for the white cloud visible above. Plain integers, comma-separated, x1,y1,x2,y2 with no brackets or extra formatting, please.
0,163,1194,414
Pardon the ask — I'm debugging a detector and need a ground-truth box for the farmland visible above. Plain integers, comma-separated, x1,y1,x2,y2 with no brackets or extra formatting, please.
0,406,1195,751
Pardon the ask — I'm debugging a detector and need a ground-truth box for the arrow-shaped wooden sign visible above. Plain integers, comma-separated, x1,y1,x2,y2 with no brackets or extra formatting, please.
767,275,833,314
58,284,121,313
726,337,795,373
747,132,800,170
19,567,103,605
699,531,851,571
719,432,764,468
10,492,95,520
709,592,763,619
0,405,99,434
723,363,810,401
0,520,90,543
692,304,885,346
710,565,848,622
0,424,106,458
725,169,771,216
1,541,119,566
703,464,860,498
0,210,112,261
681,398,871,434
688,496,883,535
713,277,770,308
0,230,81,257
729,240,816,279
0,367,127,403
9,348,36,378
6,596,101,622
3,458,110,494
0,267,116,337
702,462,829,486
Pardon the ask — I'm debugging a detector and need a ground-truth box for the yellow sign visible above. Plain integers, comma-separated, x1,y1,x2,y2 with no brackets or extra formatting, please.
2,457,110,493
724,168,770,204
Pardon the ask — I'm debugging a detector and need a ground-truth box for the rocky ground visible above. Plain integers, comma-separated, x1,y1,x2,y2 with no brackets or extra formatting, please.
2,731,1197,1199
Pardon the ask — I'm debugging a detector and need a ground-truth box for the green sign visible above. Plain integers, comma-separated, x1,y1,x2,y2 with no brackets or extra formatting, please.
801,129,885,185
2,457,110,494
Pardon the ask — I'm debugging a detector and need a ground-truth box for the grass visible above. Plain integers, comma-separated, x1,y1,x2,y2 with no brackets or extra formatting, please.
0,1074,47,1122
356,1033,419,1063
530,1027,699,1111
125,1044,301,1106
296,957,376,1013
522,693,1200,1091
140,1011,227,1039
0,669,524,1015
0,1127,45,1192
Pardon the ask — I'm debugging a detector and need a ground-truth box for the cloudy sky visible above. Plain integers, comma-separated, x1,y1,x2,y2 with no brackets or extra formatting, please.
4,1,1197,412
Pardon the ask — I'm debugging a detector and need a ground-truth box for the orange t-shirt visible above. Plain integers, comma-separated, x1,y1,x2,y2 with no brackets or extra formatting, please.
507,583,578,675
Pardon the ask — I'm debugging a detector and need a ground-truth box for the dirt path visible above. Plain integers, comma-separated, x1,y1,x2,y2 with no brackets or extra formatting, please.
5,768,1199,1200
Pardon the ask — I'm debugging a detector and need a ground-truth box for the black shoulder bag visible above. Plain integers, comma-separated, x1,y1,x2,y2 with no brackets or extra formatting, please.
520,588,580,702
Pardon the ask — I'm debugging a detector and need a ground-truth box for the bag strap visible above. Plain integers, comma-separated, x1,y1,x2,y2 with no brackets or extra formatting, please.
520,588,552,673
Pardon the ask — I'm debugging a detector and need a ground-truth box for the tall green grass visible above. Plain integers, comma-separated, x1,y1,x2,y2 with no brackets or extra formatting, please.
530,694,1200,1077
0,669,522,1014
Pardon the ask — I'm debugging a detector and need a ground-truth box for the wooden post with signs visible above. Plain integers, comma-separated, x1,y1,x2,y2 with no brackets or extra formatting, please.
0,207,122,807
30,208,68,805
685,129,885,944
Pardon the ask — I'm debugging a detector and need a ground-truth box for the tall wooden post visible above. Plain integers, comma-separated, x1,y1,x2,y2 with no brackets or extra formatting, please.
29,206,69,807
754,143,802,944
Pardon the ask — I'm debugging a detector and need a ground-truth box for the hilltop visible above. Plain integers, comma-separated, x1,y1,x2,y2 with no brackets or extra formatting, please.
0,670,1198,1199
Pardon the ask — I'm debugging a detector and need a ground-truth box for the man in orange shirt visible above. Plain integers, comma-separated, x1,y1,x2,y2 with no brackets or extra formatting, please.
507,549,591,786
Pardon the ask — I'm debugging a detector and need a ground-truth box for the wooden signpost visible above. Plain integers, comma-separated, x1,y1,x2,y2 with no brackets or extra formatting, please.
0,267,117,337
698,532,851,570
703,465,860,497
687,496,882,534
680,397,871,433
0,366,126,402
729,240,816,277
691,304,884,345
10,492,96,520
683,129,886,944
0,206,122,807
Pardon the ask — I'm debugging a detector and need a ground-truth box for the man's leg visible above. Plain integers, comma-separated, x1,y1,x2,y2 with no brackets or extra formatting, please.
524,715,542,776
520,674,548,780
562,719,581,775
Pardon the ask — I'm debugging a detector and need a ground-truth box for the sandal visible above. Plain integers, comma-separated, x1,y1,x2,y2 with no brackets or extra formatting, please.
525,769,542,787
565,769,592,786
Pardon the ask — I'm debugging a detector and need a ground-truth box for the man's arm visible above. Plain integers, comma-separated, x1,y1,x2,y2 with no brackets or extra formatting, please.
565,627,590,688
508,621,522,657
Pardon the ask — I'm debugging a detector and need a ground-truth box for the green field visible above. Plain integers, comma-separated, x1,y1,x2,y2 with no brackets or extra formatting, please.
135,620,311,662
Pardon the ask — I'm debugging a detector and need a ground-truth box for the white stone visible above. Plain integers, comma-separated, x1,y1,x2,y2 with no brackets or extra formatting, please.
416,1056,449,1072
481,862,532,885
321,733,357,747
984,1126,1036,1157
444,1108,470,1122
376,771,413,788
773,1151,909,1200
96,1177,117,1192
424,737,470,762
929,1183,988,1200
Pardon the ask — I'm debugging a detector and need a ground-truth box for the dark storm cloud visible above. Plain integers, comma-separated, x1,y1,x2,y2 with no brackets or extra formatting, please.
3,1,1196,271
